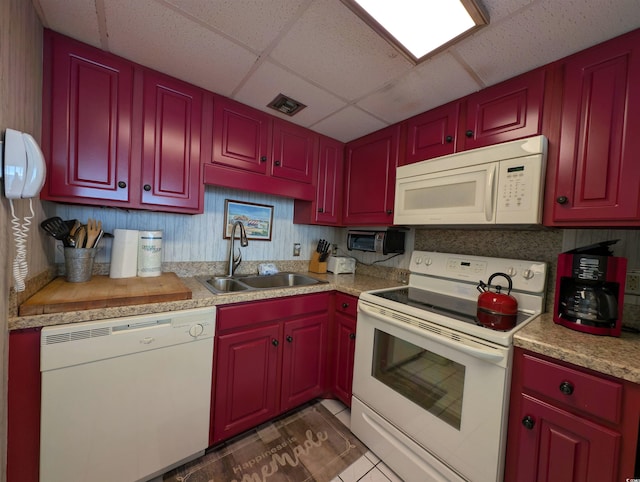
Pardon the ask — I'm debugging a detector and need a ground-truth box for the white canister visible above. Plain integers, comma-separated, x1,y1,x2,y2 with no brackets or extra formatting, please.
137,230,163,277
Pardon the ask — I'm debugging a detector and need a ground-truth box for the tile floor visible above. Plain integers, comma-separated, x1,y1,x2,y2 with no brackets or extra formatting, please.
319,399,403,482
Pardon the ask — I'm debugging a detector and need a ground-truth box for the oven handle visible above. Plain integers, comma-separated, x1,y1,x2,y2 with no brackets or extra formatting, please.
359,303,505,363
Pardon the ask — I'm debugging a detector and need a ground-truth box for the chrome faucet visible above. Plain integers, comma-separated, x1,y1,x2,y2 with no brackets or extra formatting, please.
228,220,249,276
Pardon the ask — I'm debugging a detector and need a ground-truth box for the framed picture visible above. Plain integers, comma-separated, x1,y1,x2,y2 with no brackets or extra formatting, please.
223,199,274,241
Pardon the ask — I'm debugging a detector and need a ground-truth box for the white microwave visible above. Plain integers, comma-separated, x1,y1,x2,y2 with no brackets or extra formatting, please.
394,135,547,226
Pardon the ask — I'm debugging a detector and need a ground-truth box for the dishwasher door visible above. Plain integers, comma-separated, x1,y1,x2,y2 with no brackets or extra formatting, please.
40,307,215,482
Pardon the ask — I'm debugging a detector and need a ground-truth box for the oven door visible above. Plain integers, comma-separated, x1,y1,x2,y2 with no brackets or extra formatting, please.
352,300,511,482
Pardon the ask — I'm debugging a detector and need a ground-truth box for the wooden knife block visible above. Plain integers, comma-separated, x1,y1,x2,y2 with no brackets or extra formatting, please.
308,251,327,274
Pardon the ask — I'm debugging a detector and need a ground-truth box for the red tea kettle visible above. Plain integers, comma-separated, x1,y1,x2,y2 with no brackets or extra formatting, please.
477,272,518,330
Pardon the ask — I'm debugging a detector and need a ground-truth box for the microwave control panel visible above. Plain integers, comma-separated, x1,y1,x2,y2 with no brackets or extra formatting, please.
495,155,545,224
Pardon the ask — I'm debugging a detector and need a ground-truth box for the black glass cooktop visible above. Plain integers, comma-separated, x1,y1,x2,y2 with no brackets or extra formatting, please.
371,287,530,330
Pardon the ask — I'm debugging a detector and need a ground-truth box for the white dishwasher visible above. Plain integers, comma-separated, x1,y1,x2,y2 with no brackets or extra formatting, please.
40,307,215,482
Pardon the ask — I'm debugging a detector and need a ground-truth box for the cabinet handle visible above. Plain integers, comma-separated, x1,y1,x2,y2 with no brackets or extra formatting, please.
342,302,349,309
349,333,356,340
445,135,453,143
143,184,151,192
556,196,569,205
559,381,574,395
274,160,281,166
260,156,267,162
465,130,474,138
118,181,127,189
521,415,535,430
272,339,279,347
386,209,393,215
286,335,293,343
318,208,324,213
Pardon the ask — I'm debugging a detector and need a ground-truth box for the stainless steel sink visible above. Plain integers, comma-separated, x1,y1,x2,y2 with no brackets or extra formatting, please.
206,277,250,292
197,273,326,294
239,273,321,288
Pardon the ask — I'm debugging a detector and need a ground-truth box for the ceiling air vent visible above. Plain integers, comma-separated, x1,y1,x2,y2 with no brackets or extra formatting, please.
267,93,306,116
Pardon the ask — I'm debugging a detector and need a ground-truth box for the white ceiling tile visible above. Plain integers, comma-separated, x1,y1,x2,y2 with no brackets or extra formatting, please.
480,0,536,23
311,106,387,143
35,0,640,143
357,54,482,124
270,0,413,101
103,0,257,96
38,0,102,48
234,61,347,127
455,0,640,86
163,0,309,52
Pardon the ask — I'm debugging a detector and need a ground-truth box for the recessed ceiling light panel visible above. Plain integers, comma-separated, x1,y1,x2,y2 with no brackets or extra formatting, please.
342,0,488,64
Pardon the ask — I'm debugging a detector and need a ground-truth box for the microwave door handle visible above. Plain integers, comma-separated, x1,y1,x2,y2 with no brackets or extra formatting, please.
359,303,505,363
485,164,497,222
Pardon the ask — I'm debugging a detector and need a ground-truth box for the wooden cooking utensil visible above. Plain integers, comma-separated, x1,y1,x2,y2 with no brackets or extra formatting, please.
85,218,102,249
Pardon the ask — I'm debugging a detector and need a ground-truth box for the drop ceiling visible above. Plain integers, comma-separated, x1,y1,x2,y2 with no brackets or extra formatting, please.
33,0,640,143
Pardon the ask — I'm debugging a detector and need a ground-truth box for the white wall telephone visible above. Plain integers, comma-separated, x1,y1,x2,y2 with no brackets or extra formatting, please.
3,127,46,198
2,128,47,292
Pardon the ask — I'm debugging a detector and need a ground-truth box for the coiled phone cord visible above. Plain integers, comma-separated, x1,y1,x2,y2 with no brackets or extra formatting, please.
10,198,34,292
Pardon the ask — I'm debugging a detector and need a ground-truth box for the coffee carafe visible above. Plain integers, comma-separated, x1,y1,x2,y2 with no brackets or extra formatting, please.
554,240,626,337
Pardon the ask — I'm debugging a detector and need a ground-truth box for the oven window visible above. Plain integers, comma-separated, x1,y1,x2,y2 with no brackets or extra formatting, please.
372,329,465,430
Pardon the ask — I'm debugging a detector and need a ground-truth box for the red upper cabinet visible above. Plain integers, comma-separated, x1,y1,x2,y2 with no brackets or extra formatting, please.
293,136,344,225
403,101,460,165
547,29,640,226
463,68,546,150
211,96,270,174
343,124,402,225
41,30,204,213
204,96,317,200
271,119,317,184
402,69,545,165
42,30,133,204
140,70,204,213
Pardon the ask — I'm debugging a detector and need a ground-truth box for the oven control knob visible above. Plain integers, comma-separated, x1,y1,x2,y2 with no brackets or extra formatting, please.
189,324,204,337
425,258,432,266
506,267,517,277
522,269,534,279
415,256,423,265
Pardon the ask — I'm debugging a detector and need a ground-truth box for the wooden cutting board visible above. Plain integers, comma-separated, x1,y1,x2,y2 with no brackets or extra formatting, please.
19,272,192,316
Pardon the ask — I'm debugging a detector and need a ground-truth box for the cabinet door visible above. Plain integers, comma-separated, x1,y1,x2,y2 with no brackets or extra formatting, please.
315,136,344,224
211,96,270,174
280,314,327,411
7,329,41,482
404,101,460,164
464,68,545,150
332,312,356,407
212,323,280,443
271,119,317,184
343,124,401,225
552,30,640,224
140,70,203,213
44,31,133,203
509,394,620,482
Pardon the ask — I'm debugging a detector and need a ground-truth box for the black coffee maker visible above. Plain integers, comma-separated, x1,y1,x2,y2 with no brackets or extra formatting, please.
553,240,626,337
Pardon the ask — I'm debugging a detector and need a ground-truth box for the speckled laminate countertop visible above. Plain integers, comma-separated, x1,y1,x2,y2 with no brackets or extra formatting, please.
8,272,401,331
514,313,640,384
11,272,640,385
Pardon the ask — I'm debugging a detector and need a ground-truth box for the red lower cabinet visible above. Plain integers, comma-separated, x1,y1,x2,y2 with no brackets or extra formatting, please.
211,293,329,444
7,328,42,482
212,323,281,443
331,293,358,407
505,348,640,482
